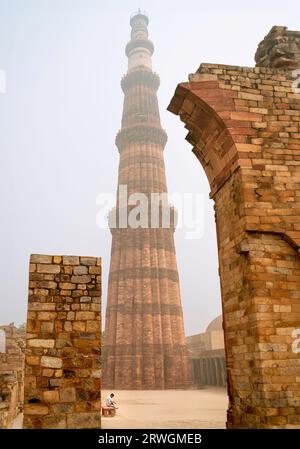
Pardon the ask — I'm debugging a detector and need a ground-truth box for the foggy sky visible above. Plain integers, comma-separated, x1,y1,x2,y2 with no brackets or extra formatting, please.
0,0,299,335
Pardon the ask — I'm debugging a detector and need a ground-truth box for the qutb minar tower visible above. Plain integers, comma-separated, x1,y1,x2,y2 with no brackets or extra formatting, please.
103,11,189,389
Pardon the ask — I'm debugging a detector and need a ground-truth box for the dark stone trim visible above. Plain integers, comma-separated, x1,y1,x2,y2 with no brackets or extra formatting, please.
103,343,188,356
125,39,154,57
109,267,179,282
116,179,167,192
119,155,165,170
111,241,175,251
116,126,168,151
105,304,183,315
121,70,160,92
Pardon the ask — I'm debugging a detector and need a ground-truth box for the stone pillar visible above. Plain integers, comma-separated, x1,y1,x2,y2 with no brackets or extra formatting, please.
215,358,221,386
204,359,209,385
191,359,196,384
221,358,227,387
208,359,214,385
23,254,101,429
199,359,205,385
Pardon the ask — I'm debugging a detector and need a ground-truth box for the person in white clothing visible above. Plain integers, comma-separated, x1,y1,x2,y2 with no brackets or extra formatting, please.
106,393,118,411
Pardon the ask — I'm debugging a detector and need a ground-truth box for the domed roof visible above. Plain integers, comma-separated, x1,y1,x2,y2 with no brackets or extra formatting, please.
206,315,223,332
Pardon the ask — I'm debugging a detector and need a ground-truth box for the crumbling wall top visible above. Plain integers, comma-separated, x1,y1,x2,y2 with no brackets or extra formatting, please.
255,26,300,68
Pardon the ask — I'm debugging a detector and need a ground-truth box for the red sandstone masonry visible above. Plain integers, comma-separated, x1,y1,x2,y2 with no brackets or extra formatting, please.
168,27,300,428
103,13,189,390
23,254,101,429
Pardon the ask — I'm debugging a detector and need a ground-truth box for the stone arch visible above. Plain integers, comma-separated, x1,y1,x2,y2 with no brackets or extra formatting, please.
169,65,300,428
175,86,234,190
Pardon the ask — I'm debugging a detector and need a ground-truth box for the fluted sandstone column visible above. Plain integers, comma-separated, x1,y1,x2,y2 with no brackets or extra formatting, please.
102,12,189,389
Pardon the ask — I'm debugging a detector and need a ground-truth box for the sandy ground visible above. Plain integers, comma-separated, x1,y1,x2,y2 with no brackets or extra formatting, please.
11,387,228,429
102,387,228,429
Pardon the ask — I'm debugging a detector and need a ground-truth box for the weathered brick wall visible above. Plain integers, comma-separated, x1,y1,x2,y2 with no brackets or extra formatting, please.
23,254,101,429
0,373,17,428
0,324,25,429
255,26,300,68
168,27,300,428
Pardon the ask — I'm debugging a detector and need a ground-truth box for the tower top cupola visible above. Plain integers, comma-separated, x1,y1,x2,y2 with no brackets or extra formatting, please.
126,10,154,72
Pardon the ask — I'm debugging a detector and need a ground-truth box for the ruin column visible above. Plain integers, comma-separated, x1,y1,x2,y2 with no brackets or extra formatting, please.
23,254,101,429
169,26,300,428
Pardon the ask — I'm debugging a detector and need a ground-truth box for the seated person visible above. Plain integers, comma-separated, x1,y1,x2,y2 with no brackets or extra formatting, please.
105,393,118,411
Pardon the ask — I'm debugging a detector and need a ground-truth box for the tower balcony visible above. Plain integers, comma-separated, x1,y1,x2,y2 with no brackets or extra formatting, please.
115,125,168,152
121,70,160,92
125,38,154,58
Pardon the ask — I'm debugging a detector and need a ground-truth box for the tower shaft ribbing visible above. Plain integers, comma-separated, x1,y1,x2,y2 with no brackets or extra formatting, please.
103,12,189,389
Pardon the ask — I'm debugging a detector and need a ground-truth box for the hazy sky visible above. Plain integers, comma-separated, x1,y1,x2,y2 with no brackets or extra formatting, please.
0,0,299,335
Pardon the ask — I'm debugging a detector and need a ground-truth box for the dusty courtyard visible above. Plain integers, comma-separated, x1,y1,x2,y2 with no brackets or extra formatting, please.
12,387,228,428
102,388,228,429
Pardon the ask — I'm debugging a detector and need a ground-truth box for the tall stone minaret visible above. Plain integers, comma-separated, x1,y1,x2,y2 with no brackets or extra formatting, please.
102,11,189,389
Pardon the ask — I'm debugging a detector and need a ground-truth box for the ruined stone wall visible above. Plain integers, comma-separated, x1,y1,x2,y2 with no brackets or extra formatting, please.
255,26,300,68
0,373,18,428
168,27,300,428
0,324,25,429
23,254,101,429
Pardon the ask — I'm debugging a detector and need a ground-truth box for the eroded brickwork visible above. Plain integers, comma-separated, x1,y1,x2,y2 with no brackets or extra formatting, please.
23,254,101,429
255,26,300,68
168,27,300,428
0,324,25,428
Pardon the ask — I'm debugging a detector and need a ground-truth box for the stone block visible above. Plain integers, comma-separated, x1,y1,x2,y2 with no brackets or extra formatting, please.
75,311,95,320
80,296,92,303
63,256,79,265
41,322,54,332
60,387,76,403
59,282,75,290
36,264,61,274
86,321,99,333
66,412,101,429
31,254,52,264
42,415,66,429
71,275,91,284
72,321,86,332
28,339,55,349
43,390,59,403
89,266,101,275
73,266,88,275
42,369,54,377
80,257,97,266
26,355,40,366
41,356,62,369
24,404,49,415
